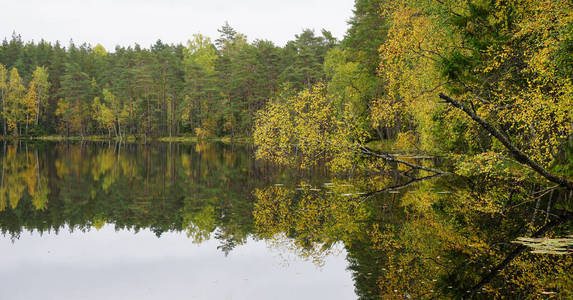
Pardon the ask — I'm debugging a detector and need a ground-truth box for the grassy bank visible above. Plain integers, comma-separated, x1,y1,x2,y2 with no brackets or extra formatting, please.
8,135,253,144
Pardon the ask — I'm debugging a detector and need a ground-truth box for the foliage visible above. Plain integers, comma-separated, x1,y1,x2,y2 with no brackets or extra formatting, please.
254,83,367,171
255,0,573,190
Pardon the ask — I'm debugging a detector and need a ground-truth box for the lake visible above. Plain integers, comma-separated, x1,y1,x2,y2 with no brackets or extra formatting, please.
0,141,570,299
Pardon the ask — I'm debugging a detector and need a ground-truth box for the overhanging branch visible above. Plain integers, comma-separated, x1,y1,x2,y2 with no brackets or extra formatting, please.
439,93,573,190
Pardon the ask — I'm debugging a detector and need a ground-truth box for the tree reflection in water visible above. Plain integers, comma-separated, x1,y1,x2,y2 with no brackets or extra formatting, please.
0,141,571,299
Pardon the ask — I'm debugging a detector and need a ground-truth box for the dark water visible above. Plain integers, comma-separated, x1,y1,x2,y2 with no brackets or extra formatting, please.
0,142,570,299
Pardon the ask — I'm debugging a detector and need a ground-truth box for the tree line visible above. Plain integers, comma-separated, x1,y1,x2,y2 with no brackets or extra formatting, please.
0,23,336,138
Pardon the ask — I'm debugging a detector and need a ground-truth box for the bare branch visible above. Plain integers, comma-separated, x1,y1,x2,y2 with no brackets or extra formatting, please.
358,145,448,175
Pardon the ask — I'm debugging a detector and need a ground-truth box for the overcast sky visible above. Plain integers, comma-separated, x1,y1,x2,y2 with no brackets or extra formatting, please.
0,0,355,50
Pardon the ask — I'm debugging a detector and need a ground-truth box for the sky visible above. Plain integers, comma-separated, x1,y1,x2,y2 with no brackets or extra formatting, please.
0,0,355,50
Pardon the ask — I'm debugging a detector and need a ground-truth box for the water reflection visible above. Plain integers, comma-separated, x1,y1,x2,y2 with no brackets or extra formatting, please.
0,141,571,299
0,141,326,249
0,225,354,300
252,168,573,299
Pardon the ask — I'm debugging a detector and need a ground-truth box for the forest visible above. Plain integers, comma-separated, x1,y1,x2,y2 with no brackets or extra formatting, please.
0,23,335,139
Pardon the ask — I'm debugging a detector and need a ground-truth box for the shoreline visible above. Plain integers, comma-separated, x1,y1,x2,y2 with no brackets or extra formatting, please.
0,135,254,144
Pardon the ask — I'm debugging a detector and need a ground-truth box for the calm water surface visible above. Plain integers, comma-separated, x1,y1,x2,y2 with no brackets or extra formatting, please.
0,141,570,299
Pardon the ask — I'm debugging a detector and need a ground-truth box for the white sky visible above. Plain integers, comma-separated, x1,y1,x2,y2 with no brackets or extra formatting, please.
0,0,355,50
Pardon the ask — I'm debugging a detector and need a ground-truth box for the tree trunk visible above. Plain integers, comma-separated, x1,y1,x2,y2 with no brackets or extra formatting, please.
146,88,151,138
35,89,41,126
117,116,122,140
1,88,5,136
162,71,167,135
